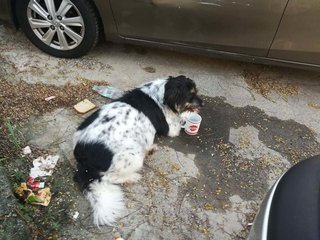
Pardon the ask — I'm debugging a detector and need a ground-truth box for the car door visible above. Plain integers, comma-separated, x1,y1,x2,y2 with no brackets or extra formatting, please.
0,0,11,23
110,0,288,56
268,0,320,65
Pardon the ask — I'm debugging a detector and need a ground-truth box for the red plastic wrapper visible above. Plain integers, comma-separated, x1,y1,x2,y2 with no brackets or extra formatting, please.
27,177,45,190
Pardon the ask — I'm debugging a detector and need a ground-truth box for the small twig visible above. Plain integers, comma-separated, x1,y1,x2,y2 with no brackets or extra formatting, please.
117,206,143,222
218,81,226,91
232,83,256,101
13,208,29,223
13,208,44,239
168,174,194,181
174,150,183,168
178,191,188,214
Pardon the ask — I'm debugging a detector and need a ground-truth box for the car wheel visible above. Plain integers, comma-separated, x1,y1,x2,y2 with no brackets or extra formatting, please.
16,0,100,58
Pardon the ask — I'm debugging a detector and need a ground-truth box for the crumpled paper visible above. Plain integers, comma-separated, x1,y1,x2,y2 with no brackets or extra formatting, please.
22,146,32,156
29,155,59,178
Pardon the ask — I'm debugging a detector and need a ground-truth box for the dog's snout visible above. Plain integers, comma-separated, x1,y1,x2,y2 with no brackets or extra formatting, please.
195,96,204,107
199,98,204,107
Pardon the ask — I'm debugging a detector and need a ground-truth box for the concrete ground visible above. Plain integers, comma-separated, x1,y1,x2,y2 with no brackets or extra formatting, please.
1,23,320,240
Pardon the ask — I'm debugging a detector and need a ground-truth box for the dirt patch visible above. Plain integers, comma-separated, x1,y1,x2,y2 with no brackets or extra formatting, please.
142,66,156,73
0,77,107,158
242,69,299,98
0,79,108,239
307,102,320,110
0,78,106,122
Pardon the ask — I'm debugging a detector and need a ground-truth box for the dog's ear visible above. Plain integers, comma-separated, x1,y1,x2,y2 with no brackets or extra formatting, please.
164,76,195,113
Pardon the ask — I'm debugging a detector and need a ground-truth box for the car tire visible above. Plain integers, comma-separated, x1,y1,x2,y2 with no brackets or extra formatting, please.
16,0,100,58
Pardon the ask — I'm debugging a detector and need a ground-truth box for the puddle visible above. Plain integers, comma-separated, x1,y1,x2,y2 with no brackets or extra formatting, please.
160,96,320,207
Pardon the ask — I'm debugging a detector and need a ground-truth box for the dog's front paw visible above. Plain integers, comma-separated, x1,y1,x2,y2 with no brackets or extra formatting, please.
126,173,141,183
168,124,181,137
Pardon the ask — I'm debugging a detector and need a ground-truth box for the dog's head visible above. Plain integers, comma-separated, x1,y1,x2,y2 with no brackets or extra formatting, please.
164,75,203,114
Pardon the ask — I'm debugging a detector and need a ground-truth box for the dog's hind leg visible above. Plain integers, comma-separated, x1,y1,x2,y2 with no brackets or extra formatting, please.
105,147,144,184
145,144,158,156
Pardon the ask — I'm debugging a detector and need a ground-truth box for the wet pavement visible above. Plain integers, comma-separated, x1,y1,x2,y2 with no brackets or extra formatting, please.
1,22,320,239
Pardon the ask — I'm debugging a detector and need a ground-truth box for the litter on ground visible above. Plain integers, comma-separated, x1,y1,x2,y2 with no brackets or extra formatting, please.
73,99,96,114
92,85,124,99
44,96,56,101
14,154,59,207
15,183,51,206
29,155,59,178
22,146,32,156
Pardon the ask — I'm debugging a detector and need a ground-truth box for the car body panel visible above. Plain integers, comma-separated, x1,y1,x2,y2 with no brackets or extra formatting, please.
269,0,320,65
1,0,320,70
92,0,119,41
119,35,320,72
110,0,288,56
0,0,12,23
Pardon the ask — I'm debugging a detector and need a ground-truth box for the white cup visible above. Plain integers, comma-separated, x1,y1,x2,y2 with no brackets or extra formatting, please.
181,112,202,135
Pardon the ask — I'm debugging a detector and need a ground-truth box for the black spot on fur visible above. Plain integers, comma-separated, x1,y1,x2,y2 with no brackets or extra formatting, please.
73,142,113,190
101,116,115,124
98,133,104,138
116,89,169,135
77,109,100,130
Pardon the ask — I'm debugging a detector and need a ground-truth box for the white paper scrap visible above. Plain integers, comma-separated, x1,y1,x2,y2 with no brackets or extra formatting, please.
22,146,32,156
29,155,59,178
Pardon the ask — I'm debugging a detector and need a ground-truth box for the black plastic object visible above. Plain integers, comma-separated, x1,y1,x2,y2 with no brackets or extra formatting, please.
267,155,320,240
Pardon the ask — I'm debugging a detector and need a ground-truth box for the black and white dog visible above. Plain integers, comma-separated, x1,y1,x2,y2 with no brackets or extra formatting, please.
73,76,203,226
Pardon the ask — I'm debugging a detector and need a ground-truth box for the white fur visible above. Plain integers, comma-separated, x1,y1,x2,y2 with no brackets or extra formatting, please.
86,180,124,226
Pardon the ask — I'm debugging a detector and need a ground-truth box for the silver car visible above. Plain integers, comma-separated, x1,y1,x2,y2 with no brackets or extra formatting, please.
0,0,319,70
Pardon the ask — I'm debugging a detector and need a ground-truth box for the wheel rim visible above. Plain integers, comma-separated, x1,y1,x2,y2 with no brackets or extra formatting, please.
27,0,85,51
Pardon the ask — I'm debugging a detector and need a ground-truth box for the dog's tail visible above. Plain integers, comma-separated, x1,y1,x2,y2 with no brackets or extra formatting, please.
73,142,125,226
85,178,125,226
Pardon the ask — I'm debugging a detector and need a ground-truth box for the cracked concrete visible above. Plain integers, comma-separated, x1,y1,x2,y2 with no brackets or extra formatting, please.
1,22,320,239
